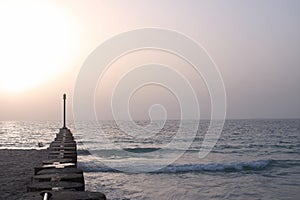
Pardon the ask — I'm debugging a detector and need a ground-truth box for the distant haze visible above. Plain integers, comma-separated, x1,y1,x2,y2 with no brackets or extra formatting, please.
0,0,299,121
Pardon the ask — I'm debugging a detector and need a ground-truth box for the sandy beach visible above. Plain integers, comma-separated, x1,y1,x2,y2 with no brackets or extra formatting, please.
0,149,48,200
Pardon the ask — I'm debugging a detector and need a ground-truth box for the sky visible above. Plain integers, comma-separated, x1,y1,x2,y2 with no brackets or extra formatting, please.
0,0,299,121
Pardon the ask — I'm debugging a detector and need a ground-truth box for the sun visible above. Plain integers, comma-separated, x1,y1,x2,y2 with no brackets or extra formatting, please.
0,1,83,92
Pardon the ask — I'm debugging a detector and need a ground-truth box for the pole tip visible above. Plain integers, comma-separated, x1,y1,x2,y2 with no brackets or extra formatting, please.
63,93,66,99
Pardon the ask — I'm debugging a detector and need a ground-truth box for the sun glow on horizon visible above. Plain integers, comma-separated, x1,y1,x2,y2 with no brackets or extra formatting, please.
0,1,83,92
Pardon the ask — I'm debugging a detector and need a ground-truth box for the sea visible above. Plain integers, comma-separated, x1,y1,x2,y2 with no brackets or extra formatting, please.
0,119,299,200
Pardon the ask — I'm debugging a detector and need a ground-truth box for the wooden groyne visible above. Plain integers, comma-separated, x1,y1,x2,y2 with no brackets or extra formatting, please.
22,94,106,200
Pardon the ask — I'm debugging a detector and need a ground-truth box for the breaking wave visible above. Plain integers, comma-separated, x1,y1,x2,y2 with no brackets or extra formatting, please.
79,159,275,173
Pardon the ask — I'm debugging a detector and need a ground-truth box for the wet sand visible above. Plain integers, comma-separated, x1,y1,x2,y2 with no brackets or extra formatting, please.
0,149,48,200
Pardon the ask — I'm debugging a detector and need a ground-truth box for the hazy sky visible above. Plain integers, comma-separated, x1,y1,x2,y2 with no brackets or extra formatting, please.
0,0,299,120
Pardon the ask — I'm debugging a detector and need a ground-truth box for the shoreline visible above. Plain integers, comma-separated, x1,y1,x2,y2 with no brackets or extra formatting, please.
0,149,48,200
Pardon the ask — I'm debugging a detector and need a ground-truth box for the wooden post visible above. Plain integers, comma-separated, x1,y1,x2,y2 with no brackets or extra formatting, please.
63,94,66,128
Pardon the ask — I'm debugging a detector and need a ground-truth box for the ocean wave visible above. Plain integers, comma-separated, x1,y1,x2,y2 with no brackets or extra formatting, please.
79,159,275,173
78,147,173,156
78,147,224,155
123,147,161,153
77,142,300,157
157,160,272,173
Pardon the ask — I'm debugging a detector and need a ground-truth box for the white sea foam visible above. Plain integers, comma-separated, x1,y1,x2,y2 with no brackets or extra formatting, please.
157,160,272,173
78,159,273,173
